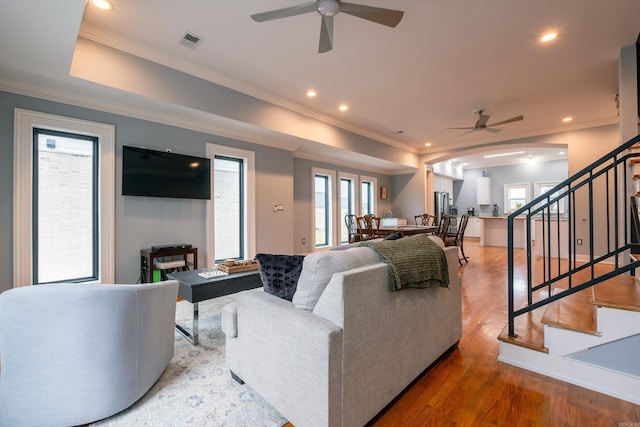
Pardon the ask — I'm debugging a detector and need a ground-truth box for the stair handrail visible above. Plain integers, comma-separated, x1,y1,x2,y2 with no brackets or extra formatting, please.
507,134,640,337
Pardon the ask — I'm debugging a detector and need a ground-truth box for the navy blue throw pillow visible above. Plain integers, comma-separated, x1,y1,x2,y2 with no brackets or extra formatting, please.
384,232,403,241
254,254,305,301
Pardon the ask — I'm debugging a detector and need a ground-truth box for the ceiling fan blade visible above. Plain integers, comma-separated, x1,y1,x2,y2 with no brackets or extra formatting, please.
318,15,334,53
457,129,478,137
251,2,317,22
486,115,524,127
485,127,502,134
446,126,477,130
339,2,404,27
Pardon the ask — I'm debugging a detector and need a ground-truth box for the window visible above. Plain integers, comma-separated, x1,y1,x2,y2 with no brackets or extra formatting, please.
535,181,565,214
360,176,377,216
313,168,335,248
213,156,244,262
339,172,358,244
206,144,255,266
33,129,98,283
14,109,115,287
504,183,530,213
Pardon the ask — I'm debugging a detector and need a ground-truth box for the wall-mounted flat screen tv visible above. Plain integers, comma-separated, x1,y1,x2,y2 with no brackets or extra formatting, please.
122,146,211,200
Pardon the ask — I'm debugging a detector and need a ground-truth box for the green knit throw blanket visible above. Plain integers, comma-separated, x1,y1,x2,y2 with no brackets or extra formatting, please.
360,234,450,291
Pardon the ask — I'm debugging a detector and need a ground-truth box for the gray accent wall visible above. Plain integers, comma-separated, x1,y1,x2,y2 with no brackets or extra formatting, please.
292,158,392,254
0,91,295,291
391,170,427,221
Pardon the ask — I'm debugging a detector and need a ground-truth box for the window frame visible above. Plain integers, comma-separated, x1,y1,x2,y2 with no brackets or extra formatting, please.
338,172,359,245
206,144,255,267
360,175,378,216
13,109,115,287
504,182,530,213
213,155,245,263
312,167,336,249
534,181,565,214
32,128,100,283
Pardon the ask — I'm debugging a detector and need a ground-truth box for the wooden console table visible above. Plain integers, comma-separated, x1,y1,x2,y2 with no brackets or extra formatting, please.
140,247,198,283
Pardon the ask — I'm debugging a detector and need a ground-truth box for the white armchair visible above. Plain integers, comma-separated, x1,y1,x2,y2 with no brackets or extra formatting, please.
0,280,178,427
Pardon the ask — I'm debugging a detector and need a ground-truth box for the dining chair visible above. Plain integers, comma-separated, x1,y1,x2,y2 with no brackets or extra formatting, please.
444,214,470,264
358,214,381,241
415,213,436,226
344,214,360,243
414,214,429,226
435,214,450,241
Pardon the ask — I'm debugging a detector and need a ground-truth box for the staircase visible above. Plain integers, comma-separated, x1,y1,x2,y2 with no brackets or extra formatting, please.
498,135,640,405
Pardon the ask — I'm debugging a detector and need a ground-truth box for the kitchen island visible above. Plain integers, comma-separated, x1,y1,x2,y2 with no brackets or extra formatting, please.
479,216,529,248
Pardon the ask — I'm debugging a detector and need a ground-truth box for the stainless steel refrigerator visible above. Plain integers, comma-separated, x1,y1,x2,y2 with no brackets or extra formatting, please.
434,191,450,225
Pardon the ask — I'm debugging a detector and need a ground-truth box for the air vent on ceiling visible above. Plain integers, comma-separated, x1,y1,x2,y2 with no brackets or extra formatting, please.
179,31,203,48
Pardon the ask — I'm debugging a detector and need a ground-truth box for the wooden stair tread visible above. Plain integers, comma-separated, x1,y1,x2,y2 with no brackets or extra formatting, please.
629,158,640,164
498,303,548,353
541,288,599,335
593,276,640,312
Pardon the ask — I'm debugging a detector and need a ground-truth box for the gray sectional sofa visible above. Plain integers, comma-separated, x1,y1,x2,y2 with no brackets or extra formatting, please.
222,236,462,427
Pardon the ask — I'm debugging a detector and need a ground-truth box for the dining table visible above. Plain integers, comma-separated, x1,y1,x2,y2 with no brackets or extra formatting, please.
377,224,438,237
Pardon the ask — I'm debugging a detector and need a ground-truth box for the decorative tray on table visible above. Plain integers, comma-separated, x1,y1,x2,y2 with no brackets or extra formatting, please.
217,259,259,273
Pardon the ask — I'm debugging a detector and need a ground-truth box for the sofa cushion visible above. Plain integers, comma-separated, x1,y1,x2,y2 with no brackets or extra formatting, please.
255,254,305,301
428,235,445,248
292,247,379,310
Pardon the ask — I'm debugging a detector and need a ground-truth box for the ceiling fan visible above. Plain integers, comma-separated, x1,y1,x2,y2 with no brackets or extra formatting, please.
251,0,404,53
447,109,524,135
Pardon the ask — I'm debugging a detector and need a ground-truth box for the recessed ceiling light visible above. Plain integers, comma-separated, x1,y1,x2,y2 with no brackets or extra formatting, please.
92,0,113,10
483,151,526,159
540,32,557,43
339,104,348,112
424,142,432,147
562,117,573,123
559,151,566,155
306,89,317,98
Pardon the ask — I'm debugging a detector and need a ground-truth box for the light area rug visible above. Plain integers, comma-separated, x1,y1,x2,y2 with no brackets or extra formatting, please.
92,294,287,427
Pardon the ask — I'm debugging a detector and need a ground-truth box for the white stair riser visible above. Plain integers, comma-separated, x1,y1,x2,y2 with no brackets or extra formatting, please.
498,342,640,405
545,307,640,356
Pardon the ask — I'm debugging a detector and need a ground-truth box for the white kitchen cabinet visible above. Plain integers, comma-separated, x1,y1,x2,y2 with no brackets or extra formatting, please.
477,177,491,205
466,217,481,238
434,175,453,195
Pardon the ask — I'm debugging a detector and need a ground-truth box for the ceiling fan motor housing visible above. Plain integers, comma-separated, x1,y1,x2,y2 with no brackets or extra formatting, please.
318,0,340,16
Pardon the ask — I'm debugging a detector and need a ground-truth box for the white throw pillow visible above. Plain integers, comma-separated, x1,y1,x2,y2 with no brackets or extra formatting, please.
292,247,379,310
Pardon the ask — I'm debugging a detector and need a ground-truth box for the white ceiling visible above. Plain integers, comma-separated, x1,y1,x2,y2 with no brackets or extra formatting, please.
1,1,638,171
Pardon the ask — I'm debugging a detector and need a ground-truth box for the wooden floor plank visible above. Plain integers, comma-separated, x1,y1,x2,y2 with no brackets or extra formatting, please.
282,241,640,427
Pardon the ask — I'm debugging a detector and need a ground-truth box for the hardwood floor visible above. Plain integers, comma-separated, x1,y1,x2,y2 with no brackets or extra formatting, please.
286,240,640,427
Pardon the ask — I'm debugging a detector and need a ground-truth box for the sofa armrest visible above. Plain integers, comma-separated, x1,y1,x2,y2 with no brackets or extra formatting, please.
226,289,343,427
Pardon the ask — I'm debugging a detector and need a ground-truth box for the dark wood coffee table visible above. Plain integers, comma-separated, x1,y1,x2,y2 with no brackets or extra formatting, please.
167,268,262,345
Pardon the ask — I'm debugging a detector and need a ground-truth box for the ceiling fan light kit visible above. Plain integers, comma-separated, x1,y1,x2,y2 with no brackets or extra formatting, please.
251,0,404,53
